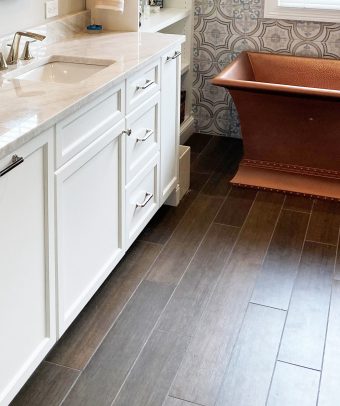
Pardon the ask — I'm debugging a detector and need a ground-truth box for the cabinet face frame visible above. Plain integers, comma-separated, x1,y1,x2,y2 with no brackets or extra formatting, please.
160,46,181,204
0,129,56,406
55,120,126,336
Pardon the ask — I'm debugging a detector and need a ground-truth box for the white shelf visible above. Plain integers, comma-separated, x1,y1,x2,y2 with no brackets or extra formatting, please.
140,8,190,33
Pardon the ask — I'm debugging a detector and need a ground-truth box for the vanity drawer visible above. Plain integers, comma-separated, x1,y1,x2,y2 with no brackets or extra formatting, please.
56,83,125,168
126,60,160,113
126,156,159,248
125,92,160,184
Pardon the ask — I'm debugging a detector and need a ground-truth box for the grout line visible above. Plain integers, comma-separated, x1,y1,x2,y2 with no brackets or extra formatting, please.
167,395,206,406
138,240,164,247
248,301,288,312
277,360,321,373
109,194,228,405
305,239,337,247
265,199,315,406
316,225,340,405
212,221,240,229
43,360,81,373
282,207,312,214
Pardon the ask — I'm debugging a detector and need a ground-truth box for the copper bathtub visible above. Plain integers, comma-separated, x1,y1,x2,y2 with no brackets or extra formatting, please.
212,51,340,200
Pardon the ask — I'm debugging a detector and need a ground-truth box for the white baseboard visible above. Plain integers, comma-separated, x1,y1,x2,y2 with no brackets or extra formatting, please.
180,115,195,144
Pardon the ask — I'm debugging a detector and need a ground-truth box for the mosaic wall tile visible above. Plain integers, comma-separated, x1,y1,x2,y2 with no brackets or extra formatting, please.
193,0,340,137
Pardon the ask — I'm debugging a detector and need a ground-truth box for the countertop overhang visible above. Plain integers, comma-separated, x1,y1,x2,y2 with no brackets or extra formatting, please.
0,31,185,160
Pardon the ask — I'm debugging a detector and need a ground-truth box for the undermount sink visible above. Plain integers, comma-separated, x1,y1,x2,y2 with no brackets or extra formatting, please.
4,56,115,84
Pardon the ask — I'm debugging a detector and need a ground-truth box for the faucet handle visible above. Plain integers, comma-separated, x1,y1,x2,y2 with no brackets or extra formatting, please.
0,52,8,71
20,40,36,61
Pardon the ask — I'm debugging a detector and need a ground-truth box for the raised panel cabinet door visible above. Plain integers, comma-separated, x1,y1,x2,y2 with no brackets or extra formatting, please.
56,120,125,335
0,130,56,406
160,47,181,204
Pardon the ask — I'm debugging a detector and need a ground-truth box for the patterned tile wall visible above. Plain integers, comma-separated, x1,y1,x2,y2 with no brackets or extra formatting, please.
193,0,340,137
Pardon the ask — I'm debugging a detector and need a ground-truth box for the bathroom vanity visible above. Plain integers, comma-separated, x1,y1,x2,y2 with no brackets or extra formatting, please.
0,30,183,405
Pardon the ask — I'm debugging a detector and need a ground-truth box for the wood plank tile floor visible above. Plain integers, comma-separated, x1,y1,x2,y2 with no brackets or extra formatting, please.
11,134,340,406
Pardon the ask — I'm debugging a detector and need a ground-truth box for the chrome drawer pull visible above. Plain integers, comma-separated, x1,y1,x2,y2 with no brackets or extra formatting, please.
0,155,24,177
172,51,181,59
122,129,132,136
136,79,155,91
136,129,154,143
136,192,153,208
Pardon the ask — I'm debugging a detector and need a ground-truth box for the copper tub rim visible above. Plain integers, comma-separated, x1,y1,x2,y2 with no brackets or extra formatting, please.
211,51,340,100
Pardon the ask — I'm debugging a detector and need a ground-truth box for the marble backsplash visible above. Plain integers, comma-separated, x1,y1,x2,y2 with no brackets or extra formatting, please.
0,10,91,58
193,0,340,137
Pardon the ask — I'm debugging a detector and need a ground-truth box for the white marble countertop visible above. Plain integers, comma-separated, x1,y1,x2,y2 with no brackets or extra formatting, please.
0,30,184,160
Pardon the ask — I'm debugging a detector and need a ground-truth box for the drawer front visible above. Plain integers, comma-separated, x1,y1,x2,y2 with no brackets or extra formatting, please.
126,155,159,247
56,83,125,168
125,92,160,184
126,61,160,113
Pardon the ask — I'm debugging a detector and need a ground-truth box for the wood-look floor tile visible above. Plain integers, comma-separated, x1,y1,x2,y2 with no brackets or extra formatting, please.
62,280,173,406
47,240,161,370
156,223,239,335
139,172,209,245
146,194,223,285
170,191,284,406
306,199,340,245
318,281,340,406
278,241,336,370
215,304,286,406
113,330,191,406
283,195,314,213
200,139,243,197
214,186,257,227
251,210,309,310
11,361,79,406
185,133,213,154
267,362,320,406
190,151,199,164
191,136,234,174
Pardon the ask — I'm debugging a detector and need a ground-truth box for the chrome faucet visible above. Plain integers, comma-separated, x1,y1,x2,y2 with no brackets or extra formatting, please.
6,31,46,65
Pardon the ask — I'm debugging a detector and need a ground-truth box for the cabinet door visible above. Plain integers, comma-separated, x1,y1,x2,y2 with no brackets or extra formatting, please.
56,120,125,335
160,47,181,204
0,130,56,405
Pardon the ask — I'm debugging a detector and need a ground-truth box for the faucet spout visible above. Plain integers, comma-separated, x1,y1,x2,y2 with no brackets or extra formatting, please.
7,31,46,65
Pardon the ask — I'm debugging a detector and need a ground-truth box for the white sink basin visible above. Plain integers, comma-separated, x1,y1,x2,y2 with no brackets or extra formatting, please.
4,56,115,84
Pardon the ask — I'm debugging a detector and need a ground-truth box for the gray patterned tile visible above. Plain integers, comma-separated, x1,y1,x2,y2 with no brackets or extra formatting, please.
193,32,216,61
193,0,340,137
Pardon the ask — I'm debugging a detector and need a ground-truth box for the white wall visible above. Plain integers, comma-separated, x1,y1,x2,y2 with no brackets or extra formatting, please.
0,0,85,36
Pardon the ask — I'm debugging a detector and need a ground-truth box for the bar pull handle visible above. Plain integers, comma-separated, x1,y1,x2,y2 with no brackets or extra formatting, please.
0,155,24,177
166,51,181,62
172,51,181,59
136,129,154,143
136,192,153,208
136,79,155,91
122,129,132,136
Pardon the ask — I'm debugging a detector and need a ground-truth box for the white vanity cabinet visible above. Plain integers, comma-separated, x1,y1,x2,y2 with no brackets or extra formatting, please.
1,44,182,405
56,119,125,334
160,46,181,204
0,130,56,406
